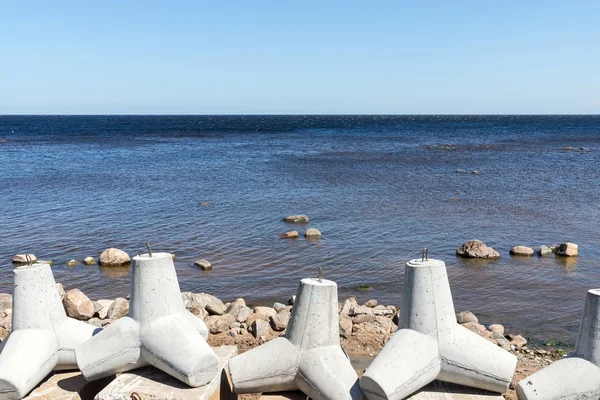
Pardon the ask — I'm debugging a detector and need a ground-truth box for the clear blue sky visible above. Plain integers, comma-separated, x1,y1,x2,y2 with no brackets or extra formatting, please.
1,1,598,114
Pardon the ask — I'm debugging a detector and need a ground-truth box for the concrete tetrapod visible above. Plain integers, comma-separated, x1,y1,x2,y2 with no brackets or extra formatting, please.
360,258,517,400
229,277,364,400
0,264,97,399
76,252,218,387
516,288,600,399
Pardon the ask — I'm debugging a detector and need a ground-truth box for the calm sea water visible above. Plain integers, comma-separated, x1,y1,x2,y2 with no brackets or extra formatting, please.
1,115,599,344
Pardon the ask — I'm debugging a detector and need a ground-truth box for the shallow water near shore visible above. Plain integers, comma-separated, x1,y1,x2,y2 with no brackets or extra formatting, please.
1,115,599,344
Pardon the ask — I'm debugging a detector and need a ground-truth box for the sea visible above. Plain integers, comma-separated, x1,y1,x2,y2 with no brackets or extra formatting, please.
1,115,599,345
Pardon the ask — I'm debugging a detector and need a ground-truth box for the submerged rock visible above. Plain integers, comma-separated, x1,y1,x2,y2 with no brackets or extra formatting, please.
456,240,500,259
283,215,309,223
305,228,322,239
537,245,553,256
280,230,299,239
83,256,96,265
12,253,37,264
66,259,78,267
556,242,578,257
194,259,212,271
510,245,534,256
99,248,130,266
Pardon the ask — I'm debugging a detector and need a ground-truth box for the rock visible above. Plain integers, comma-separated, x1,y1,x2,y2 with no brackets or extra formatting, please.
340,297,359,316
472,170,480,175
497,338,512,351
537,245,553,256
96,299,114,319
35,260,53,265
0,293,12,311
181,292,225,316
352,313,376,324
288,295,296,305
283,215,309,223
556,242,578,257
63,289,95,320
280,230,299,239
87,317,103,328
269,310,291,331
194,259,212,271
207,314,235,334
507,334,528,347
57,283,66,302
456,240,500,259
254,306,277,320
107,297,129,320
304,228,321,239
273,302,288,313
66,259,78,267
251,319,270,338
206,301,226,316
83,256,96,265
461,322,486,334
339,314,353,338
99,248,130,266
456,311,478,324
488,324,505,336
235,306,253,324
510,245,534,256
456,169,466,173
12,253,37,264
234,298,246,306
365,299,378,308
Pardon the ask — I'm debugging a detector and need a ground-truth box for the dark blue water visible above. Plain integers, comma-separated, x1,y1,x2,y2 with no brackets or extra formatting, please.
1,115,599,344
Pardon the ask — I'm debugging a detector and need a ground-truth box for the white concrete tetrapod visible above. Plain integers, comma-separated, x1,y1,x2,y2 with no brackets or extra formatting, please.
360,258,517,400
0,263,97,399
76,252,218,387
516,289,600,399
229,277,364,400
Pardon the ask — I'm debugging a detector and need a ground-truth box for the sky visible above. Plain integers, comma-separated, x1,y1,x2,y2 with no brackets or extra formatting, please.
1,1,599,114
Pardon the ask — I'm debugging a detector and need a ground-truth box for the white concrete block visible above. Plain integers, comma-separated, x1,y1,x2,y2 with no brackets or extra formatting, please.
76,252,218,388
361,258,516,400
94,346,237,400
0,264,97,399
229,278,364,400
516,288,600,399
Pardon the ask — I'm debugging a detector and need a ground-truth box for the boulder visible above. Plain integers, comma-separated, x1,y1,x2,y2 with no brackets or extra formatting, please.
283,215,309,223
507,333,527,347
99,248,130,266
207,314,235,334
456,240,500,259
461,322,487,334
97,299,114,319
234,305,253,324
107,297,129,320
352,314,376,324
63,289,95,320
234,298,246,306
488,324,505,336
280,230,299,239
181,292,225,315
556,242,578,257
269,310,291,331
206,300,226,316
537,245,553,256
304,228,321,239
273,302,288,313
497,337,511,351
83,256,96,265
194,259,212,271
365,299,378,308
254,306,277,320
0,293,12,311
251,319,270,338
340,298,358,316
456,310,478,324
339,314,353,338
11,253,37,264
510,245,534,256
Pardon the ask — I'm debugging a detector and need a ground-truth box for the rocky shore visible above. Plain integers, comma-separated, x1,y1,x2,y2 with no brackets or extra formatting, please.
0,285,569,399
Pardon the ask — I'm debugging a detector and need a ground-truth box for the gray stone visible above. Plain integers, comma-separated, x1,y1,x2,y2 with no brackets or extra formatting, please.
254,306,277,320
556,242,578,257
340,297,358,316
194,259,212,271
99,248,130,266
365,299,378,308
537,245,553,256
304,228,321,239
83,256,96,265
270,310,291,331
280,230,299,239
456,310,478,324
273,302,288,312
106,297,129,320
207,314,236,334
510,245,534,256
181,292,225,316
283,215,309,223
352,313,376,324
96,299,114,319
488,324,504,336
63,289,95,320
456,240,500,259
11,253,37,264
496,338,512,351
339,314,353,338
251,319,270,338
66,259,79,267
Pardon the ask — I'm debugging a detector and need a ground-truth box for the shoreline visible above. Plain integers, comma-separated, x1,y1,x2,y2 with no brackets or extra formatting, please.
0,286,571,399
